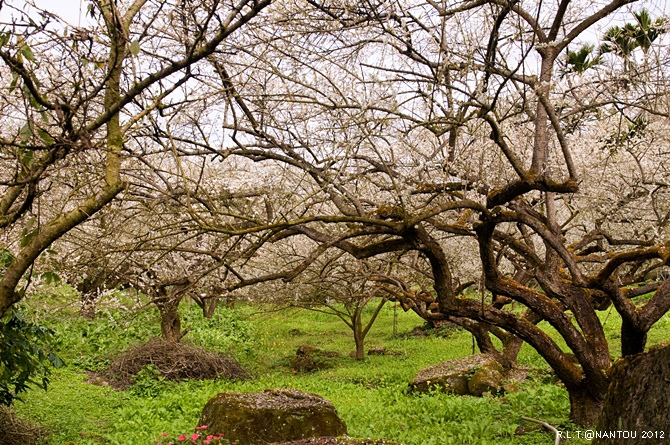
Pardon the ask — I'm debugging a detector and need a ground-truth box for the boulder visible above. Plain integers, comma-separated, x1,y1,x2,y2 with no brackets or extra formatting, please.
410,354,504,396
198,388,348,444
594,344,670,445
468,366,504,396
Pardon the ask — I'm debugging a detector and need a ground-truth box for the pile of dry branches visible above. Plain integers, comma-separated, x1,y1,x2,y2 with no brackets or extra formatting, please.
104,338,247,388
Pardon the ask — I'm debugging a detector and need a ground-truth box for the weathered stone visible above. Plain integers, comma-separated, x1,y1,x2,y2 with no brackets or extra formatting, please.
368,346,387,355
198,388,348,444
288,345,340,373
297,344,340,358
408,326,428,337
367,346,402,356
409,354,504,396
467,367,504,396
297,344,321,357
594,344,670,445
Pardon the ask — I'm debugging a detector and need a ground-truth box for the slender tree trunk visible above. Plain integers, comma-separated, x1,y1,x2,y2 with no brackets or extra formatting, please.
353,307,365,360
353,327,365,361
204,298,219,318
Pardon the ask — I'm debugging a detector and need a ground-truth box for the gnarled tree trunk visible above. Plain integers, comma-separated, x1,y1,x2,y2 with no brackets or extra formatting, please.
594,345,670,444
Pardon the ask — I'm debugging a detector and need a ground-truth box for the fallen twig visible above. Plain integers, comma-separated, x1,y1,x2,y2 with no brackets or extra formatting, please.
521,415,561,445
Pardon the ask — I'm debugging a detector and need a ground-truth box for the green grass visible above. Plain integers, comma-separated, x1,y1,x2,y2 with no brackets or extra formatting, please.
13,293,670,445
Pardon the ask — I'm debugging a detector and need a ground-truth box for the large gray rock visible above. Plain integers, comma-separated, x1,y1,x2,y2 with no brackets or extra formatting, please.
594,344,670,445
410,354,504,396
198,388,348,444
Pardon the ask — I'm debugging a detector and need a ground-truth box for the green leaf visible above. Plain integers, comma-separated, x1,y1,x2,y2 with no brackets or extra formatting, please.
20,229,37,248
40,271,61,285
37,129,54,145
0,248,14,271
18,123,32,142
21,149,34,166
48,353,64,369
20,44,35,62
130,40,140,56
9,73,19,93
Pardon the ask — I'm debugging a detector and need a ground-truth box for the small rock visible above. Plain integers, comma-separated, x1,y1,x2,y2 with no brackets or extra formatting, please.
408,326,428,337
368,346,386,355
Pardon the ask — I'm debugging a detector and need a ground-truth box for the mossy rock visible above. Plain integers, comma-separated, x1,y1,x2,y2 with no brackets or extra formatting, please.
198,388,348,444
297,344,340,358
410,354,504,396
468,366,504,396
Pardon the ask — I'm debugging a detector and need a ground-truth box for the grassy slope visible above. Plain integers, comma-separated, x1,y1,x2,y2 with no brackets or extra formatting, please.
13,292,670,445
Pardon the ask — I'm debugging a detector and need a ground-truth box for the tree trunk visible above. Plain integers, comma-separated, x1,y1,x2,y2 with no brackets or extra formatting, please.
351,305,366,360
353,330,365,360
568,386,605,427
595,345,670,444
501,335,523,369
204,298,219,318
158,297,187,343
80,294,96,320
621,318,647,356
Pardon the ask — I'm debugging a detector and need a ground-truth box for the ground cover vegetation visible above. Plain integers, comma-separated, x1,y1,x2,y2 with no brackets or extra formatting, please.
16,291,666,445
1,0,670,439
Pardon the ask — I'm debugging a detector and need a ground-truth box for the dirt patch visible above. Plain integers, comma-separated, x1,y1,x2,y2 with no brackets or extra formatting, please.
101,338,247,389
0,407,47,445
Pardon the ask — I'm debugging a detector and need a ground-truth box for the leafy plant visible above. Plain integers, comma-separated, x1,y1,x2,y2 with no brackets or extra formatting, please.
0,307,63,405
131,364,166,398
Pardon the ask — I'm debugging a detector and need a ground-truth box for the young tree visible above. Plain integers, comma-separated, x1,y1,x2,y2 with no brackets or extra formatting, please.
271,253,391,360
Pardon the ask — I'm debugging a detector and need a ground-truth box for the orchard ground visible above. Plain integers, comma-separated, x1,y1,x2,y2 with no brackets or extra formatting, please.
11,287,670,445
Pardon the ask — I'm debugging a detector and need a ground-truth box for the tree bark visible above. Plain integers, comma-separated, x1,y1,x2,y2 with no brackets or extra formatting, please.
621,319,647,356
595,344,670,444
353,308,365,361
157,296,188,343
353,329,365,361
568,385,605,427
